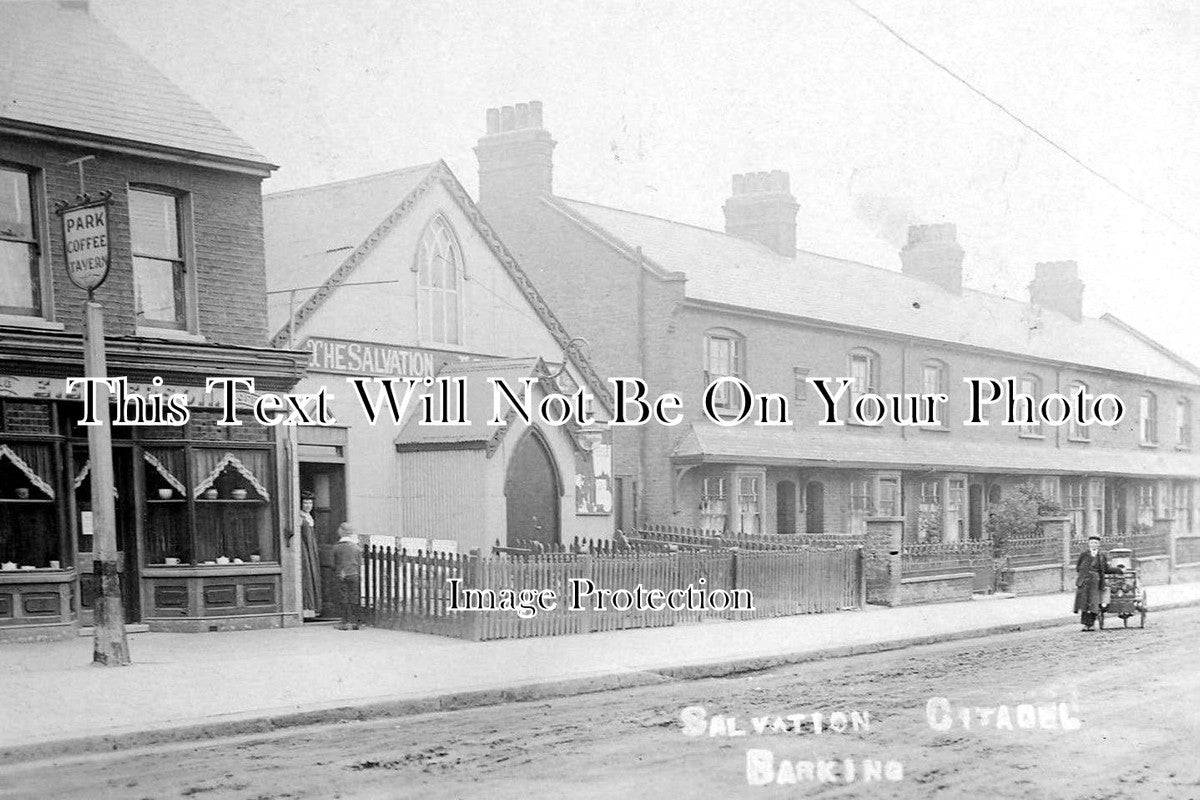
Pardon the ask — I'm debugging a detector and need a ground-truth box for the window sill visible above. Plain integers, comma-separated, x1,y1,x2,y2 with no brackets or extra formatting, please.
1067,436,1091,444
135,326,206,343
917,424,950,433
0,314,64,331
1139,442,1159,449
1018,432,1045,440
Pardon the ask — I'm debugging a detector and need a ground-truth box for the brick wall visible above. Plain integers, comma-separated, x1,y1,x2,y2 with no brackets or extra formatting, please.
1,136,269,345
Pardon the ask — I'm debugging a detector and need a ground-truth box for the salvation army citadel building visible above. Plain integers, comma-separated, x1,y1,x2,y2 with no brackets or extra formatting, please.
0,3,307,641
263,160,617,618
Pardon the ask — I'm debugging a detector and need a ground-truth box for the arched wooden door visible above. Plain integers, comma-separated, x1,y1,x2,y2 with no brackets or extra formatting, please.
505,430,560,548
805,481,825,534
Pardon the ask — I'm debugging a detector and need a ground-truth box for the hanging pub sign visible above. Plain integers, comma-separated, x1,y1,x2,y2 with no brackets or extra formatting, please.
54,192,112,292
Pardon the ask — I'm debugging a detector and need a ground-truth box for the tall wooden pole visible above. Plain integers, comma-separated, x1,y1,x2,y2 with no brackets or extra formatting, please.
84,300,130,665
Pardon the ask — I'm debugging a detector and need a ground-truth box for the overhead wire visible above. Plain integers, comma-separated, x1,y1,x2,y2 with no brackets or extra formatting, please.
842,0,1200,241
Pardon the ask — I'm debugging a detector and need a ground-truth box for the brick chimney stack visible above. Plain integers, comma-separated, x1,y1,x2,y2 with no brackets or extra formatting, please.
1029,261,1084,321
475,100,556,205
722,171,799,257
899,223,965,294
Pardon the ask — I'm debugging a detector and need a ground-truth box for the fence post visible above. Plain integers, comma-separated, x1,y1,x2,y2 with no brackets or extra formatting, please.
864,517,902,606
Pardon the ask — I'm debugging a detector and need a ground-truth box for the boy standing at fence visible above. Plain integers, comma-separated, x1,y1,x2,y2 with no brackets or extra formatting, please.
333,523,362,630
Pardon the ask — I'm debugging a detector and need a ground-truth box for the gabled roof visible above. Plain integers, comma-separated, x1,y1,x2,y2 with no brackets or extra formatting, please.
672,422,1200,479
263,163,437,333
262,161,613,411
0,2,272,172
548,197,1200,386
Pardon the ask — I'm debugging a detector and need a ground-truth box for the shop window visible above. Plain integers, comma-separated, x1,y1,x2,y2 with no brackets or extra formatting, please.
129,187,188,330
1139,392,1158,446
0,442,60,568
1067,382,1090,442
700,476,726,532
143,447,189,564
1018,374,1042,437
192,449,276,563
415,215,463,346
704,329,744,415
1177,397,1192,449
0,164,43,318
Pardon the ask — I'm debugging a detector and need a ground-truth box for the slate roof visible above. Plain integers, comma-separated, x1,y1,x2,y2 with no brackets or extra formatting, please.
551,198,1200,386
0,1,271,169
672,422,1200,478
393,358,543,449
262,164,436,333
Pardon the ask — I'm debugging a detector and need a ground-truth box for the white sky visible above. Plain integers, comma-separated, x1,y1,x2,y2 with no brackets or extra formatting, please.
92,0,1200,366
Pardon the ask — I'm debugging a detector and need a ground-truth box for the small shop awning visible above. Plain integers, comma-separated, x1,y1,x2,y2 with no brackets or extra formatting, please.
671,422,1200,478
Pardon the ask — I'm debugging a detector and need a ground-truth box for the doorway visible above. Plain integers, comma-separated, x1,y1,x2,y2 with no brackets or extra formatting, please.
968,483,984,540
299,462,347,619
505,430,560,548
75,446,139,624
776,480,797,535
804,481,825,534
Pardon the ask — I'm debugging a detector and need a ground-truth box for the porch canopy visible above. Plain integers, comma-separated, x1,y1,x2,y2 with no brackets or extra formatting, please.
671,422,1200,478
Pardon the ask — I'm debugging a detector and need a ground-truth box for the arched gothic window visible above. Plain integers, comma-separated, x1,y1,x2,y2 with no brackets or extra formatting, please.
415,215,463,345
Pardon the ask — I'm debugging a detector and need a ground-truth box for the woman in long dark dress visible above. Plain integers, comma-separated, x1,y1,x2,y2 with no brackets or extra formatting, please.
299,491,322,618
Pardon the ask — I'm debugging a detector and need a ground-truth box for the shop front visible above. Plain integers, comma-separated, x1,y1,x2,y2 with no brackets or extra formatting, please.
0,336,308,641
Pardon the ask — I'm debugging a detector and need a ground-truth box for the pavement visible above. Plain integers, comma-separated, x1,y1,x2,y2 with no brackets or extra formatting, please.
3,580,1200,765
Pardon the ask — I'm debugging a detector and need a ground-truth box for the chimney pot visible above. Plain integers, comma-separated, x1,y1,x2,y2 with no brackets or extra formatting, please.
722,169,799,257
900,223,964,293
1030,260,1084,320
476,101,557,204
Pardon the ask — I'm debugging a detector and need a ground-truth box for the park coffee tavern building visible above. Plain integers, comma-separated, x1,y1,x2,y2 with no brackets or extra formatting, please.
476,101,1200,548
0,3,308,641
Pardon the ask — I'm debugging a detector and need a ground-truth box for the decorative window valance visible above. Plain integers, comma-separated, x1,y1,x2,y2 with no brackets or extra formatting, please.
144,449,187,495
0,443,55,499
191,450,271,501
71,460,120,499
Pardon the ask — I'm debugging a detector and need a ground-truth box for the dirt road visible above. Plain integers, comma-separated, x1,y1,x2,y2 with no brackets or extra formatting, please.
4,607,1200,800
